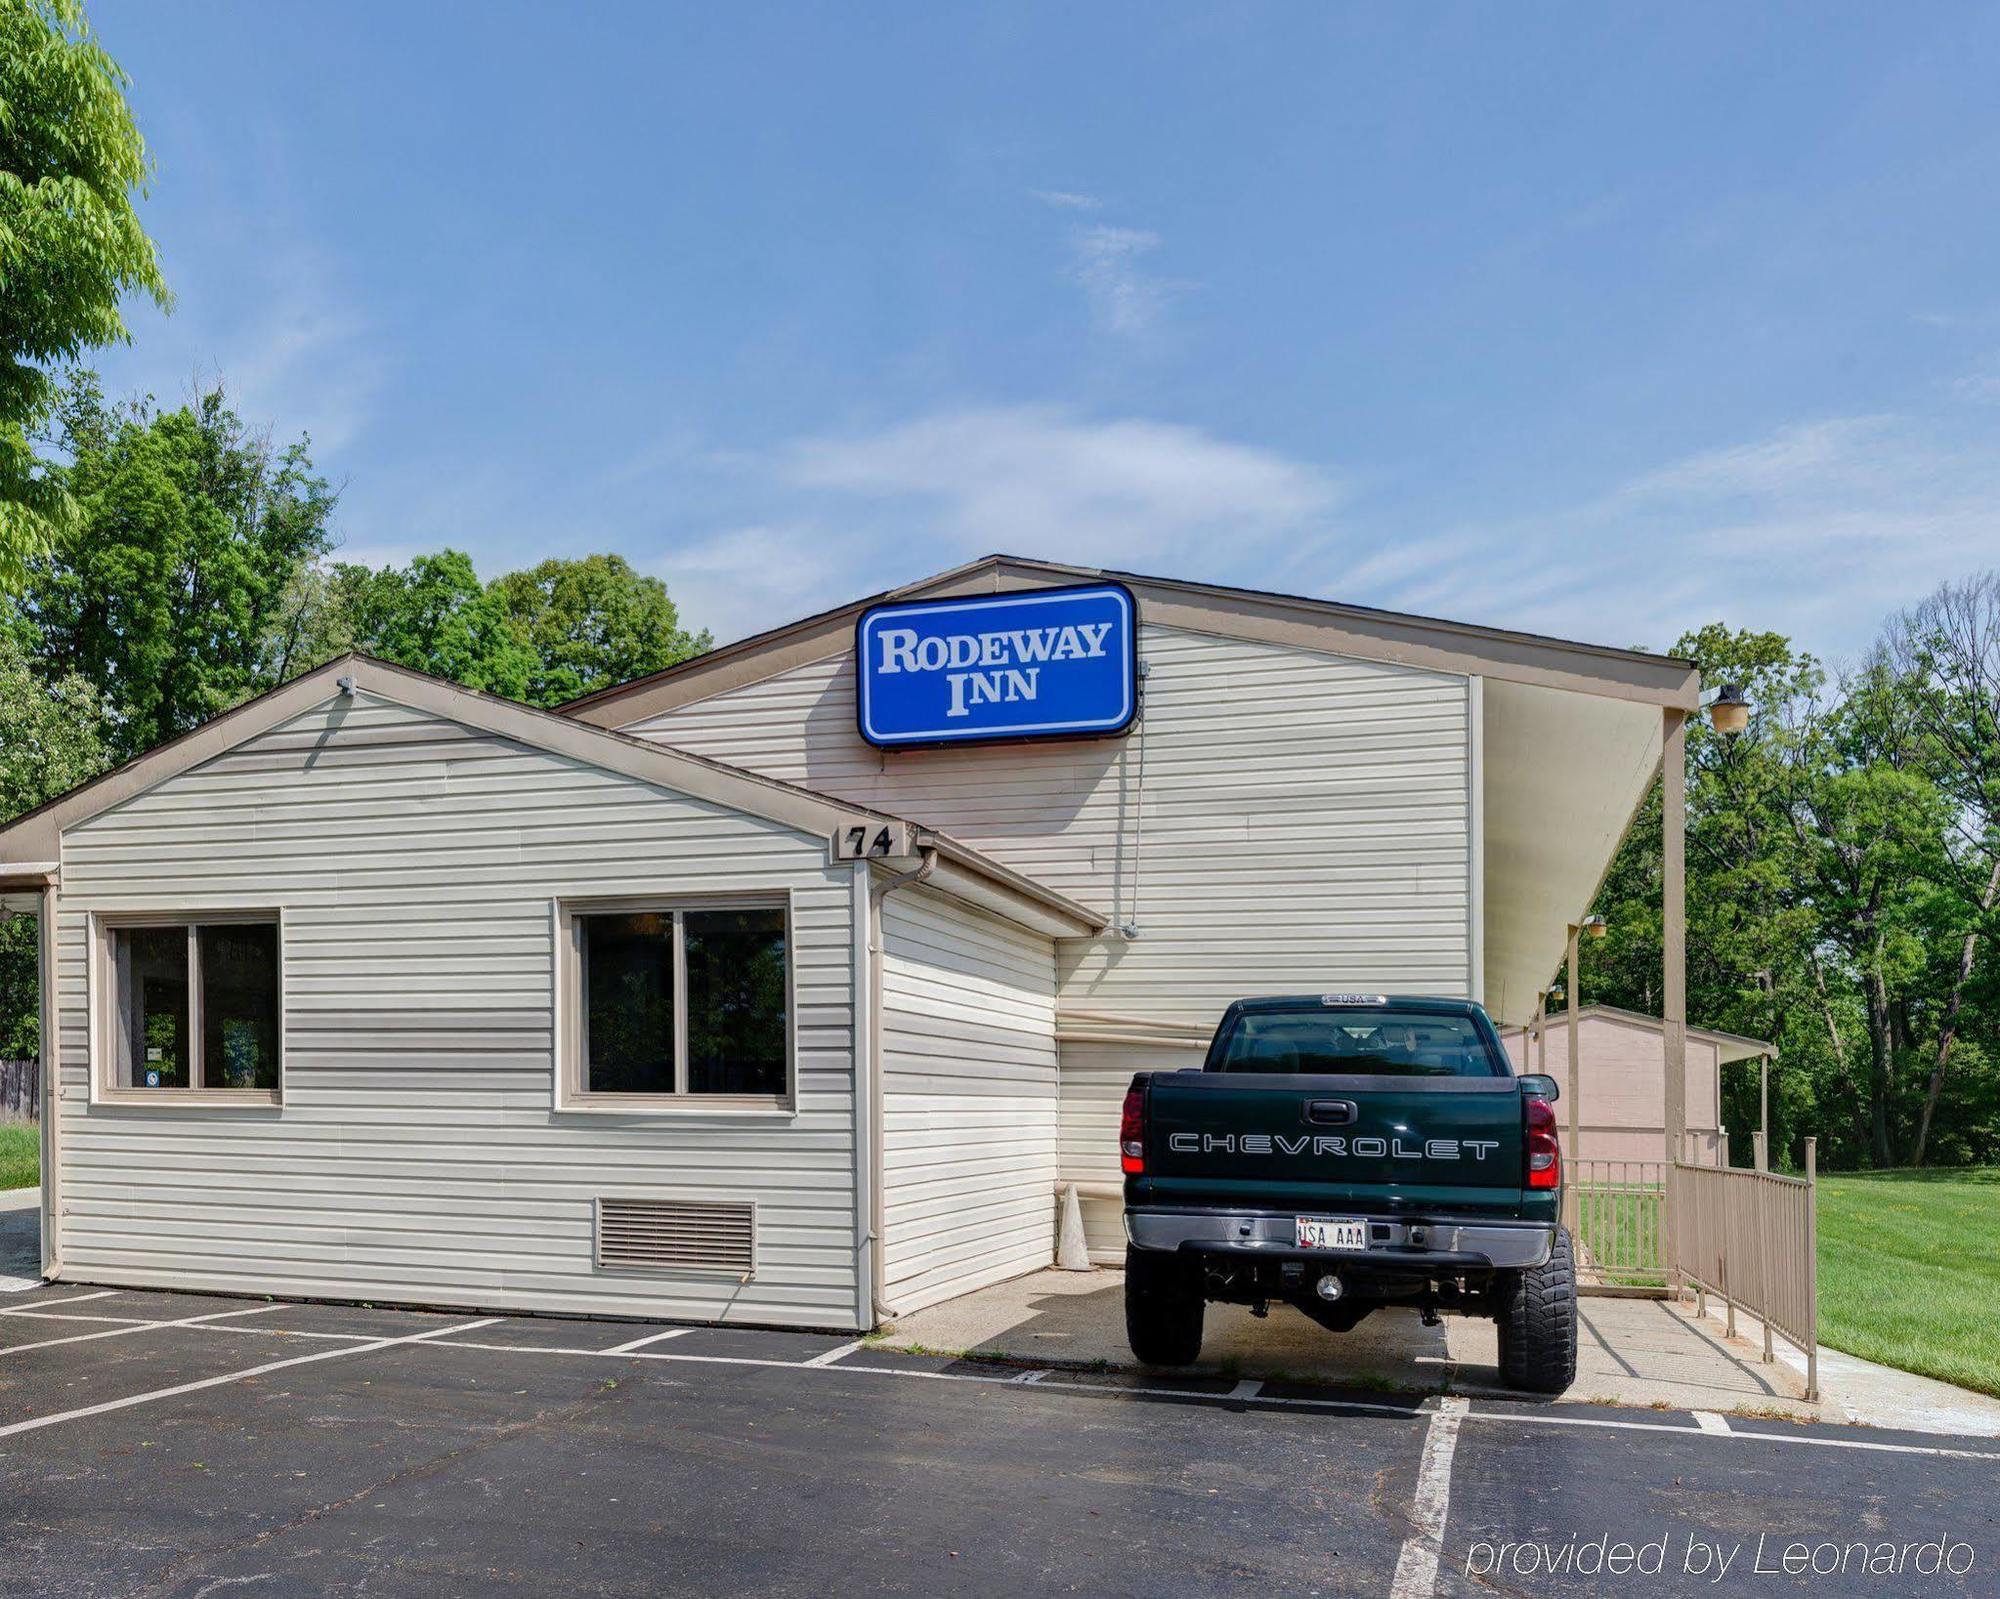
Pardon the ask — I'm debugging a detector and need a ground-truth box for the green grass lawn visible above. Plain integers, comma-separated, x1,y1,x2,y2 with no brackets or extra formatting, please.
1817,1167,2000,1398
0,1123,37,1190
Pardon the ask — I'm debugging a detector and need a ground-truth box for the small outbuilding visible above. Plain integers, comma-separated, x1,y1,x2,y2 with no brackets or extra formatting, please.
1498,1005,1775,1166
0,555,1703,1330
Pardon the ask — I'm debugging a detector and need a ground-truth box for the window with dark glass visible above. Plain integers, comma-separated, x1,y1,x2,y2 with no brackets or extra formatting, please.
573,903,788,1101
116,926,190,1089
110,920,280,1092
684,908,787,1097
582,912,677,1094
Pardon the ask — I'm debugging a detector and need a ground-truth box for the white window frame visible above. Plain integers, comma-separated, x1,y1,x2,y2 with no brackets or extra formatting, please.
88,909,285,1108
553,891,796,1117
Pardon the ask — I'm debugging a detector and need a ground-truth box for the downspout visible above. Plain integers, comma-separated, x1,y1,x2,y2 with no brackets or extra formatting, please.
864,845,936,1326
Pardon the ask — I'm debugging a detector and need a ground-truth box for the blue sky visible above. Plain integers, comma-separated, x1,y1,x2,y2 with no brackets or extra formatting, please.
90,2,2000,654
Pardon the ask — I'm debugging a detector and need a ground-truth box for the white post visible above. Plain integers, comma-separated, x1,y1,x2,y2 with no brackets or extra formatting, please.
1662,710,1687,1290
1804,1136,1819,1402
1565,923,1580,1234
1759,1052,1769,1154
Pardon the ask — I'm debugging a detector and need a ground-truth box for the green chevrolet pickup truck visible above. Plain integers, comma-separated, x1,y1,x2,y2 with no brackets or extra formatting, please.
1120,993,1577,1392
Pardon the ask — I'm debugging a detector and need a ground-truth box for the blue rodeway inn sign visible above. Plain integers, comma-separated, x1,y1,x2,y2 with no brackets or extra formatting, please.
855,582,1138,748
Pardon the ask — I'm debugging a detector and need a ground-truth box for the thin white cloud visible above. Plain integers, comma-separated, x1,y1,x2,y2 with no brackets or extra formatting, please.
1340,412,2000,656
651,405,1344,641
1614,416,1905,504
1952,362,2000,405
1031,188,1102,212
648,405,2000,656
1070,224,1175,335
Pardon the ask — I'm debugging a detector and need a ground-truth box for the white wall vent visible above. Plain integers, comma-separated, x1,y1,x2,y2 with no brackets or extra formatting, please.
595,1198,756,1276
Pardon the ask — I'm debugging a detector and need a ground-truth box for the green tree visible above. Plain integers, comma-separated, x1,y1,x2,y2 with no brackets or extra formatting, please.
325,549,536,698
1583,620,1994,1173
1779,659,1954,1167
0,629,107,1054
15,376,336,759
1884,575,2000,1163
1585,627,1841,1165
0,0,168,589
307,550,711,708
489,553,709,706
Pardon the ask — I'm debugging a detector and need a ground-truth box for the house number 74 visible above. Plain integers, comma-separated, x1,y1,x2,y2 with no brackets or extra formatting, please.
832,823,896,861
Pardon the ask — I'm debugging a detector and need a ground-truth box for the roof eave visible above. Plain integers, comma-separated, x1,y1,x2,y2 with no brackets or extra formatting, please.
564,553,1700,731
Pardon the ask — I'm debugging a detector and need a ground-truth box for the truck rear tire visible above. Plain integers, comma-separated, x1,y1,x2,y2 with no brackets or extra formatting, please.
1496,1226,1577,1394
1124,1246,1204,1366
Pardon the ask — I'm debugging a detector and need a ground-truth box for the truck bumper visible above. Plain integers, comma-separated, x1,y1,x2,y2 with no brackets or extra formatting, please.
1125,1209,1555,1271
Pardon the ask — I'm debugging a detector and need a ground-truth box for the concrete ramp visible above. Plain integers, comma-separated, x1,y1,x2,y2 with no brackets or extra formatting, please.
875,1266,1821,1419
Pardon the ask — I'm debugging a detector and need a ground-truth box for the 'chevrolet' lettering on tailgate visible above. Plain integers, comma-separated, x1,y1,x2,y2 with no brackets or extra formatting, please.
1166,1133,1500,1161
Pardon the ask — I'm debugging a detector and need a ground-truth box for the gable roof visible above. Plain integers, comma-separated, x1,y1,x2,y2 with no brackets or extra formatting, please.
563,553,1700,728
0,653,1105,939
1500,1004,1775,1064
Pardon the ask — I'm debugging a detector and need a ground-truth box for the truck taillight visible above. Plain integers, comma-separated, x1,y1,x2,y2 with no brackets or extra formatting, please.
1524,1095,1561,1190
1120,1087,1146,1175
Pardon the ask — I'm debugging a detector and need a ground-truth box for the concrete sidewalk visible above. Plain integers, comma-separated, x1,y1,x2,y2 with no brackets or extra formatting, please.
1684,1292,2000,1437
876,1267,1822,1419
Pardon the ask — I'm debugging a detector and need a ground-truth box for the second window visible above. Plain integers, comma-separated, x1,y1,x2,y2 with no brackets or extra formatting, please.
572,902,789,1104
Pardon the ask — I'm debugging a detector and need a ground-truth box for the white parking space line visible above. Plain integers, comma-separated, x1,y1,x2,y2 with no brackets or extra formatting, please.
197,1321,385,1344
597,1328,692,1355
0,1317,500,1443
2,1310,161,1326
1229,1378,1264,1400
30,1297,1999,1463
0,1303,284,1359
387,1336,2000,1459
0,1290,121,1317
426,1338,815,1370
1388,1395,1467,1599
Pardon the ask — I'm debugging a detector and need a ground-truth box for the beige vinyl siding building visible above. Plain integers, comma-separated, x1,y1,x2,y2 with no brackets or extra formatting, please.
52,695,866,1326
1,554,1703,1325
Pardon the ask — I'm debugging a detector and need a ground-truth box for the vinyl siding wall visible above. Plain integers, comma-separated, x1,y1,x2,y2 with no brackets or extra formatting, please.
626,621,1473,1261
53,694,865,1328
880,885,1057,1313
1502,1017,1724,1165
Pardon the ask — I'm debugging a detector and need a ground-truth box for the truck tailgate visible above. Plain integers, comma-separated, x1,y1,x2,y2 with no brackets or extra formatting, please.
1141,1070,1527,1216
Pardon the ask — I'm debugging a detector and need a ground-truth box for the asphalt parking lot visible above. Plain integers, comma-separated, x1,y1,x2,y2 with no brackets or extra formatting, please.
0,1281,1995,1598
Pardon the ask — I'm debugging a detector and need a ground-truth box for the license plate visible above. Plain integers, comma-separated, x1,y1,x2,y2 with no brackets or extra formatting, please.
1295,1215,1368,1251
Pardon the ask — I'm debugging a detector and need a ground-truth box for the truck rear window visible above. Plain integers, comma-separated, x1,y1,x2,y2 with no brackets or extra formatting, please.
1209,1007,1508,1077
